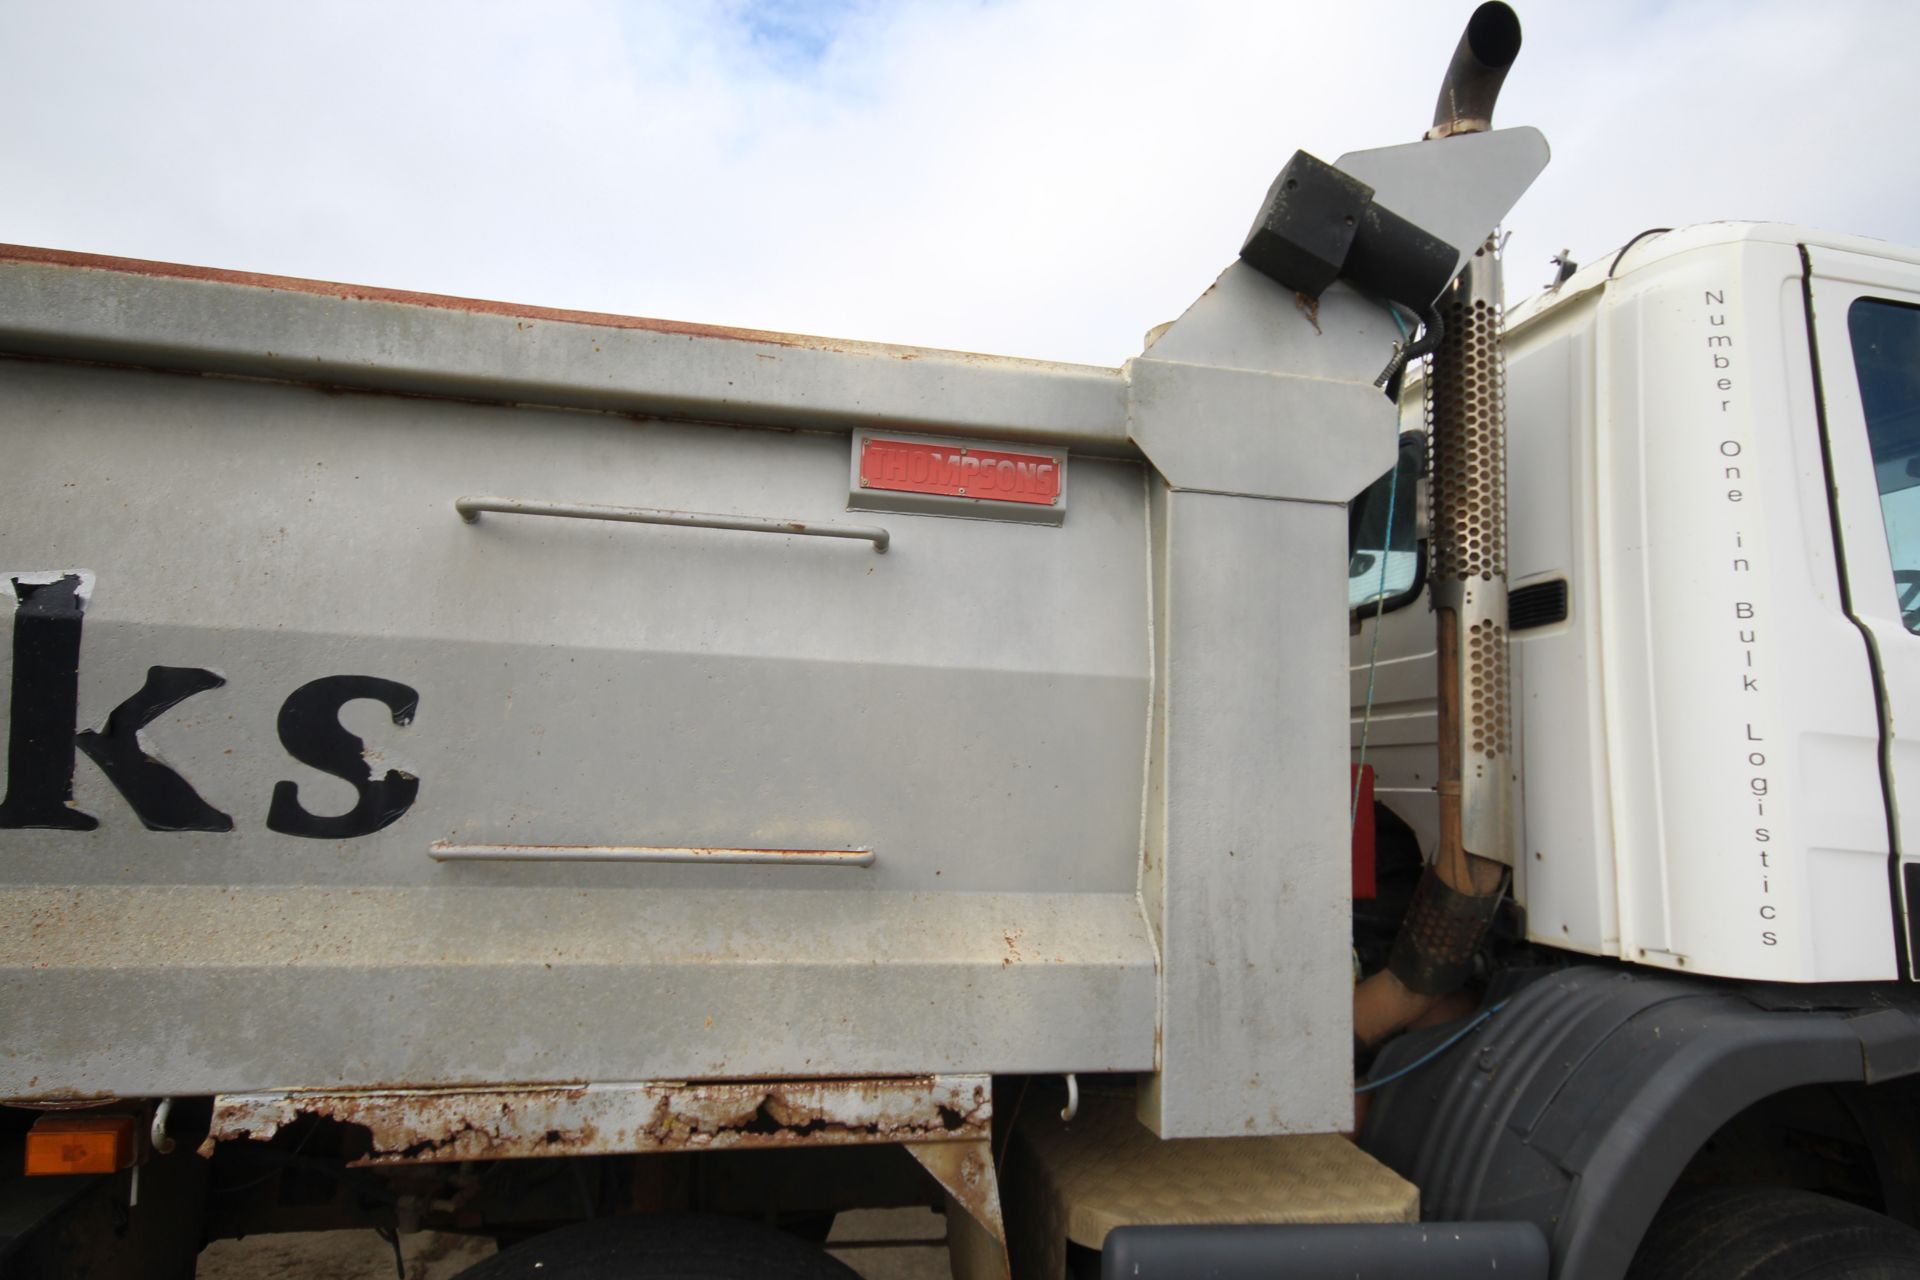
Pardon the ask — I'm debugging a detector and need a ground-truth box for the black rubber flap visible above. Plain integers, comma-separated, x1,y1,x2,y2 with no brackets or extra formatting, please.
1100,1221,1549,1280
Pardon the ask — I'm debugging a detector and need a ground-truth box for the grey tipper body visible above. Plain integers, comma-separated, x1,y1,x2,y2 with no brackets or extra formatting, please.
0,246,1406,1140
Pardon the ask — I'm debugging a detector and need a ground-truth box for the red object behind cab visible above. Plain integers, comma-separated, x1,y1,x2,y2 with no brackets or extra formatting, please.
1351,764,1376,900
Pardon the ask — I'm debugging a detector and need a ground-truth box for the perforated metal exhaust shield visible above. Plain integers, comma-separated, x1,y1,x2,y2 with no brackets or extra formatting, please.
1428,236,1513,866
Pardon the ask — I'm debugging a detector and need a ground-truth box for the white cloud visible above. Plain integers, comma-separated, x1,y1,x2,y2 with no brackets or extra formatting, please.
3,0,1915,365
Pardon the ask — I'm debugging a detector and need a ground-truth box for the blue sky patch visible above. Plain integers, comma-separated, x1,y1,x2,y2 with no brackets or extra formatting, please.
737,0,865,73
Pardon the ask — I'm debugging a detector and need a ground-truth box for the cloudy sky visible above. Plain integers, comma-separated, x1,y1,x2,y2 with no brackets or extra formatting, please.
4,1,1915,366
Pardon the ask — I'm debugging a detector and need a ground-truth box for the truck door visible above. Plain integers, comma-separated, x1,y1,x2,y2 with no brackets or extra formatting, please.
1806,246,1920,972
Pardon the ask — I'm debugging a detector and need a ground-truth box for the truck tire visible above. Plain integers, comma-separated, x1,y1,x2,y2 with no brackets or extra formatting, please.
451,1212,865,1280
1629,1188,1920,1280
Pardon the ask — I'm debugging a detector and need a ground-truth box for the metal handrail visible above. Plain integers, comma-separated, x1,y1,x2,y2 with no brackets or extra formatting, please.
454,495,890,552
430,842,875,867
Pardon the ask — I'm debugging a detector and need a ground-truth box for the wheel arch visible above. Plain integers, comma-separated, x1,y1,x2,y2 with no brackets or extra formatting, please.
1360,967,1920,1280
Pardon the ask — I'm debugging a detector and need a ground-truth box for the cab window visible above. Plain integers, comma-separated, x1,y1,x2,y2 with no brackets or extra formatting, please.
1349,431,1425,613
1848,299,1920,631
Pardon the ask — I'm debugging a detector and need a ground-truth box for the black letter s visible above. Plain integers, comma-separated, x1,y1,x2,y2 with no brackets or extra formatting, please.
267,676,420,839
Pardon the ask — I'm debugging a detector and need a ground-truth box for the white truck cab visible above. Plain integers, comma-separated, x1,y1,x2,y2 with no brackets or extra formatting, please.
1353,223,1920,983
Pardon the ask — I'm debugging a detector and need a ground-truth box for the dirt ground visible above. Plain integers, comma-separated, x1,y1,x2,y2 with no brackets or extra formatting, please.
196,1207,950,1279
196,1230,492,1280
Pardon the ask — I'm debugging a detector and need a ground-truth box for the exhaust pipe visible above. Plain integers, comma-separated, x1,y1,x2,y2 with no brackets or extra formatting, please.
1430,2,1523,139
1355,2,1519,1050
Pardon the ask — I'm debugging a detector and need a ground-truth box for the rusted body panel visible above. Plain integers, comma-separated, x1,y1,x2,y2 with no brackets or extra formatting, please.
204,1076,990,1166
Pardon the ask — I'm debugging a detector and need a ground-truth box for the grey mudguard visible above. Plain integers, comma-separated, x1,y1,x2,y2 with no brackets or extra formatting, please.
1361,967,1920,1280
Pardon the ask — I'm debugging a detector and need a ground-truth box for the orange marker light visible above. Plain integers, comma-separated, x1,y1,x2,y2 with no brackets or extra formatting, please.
24,1114,137,1175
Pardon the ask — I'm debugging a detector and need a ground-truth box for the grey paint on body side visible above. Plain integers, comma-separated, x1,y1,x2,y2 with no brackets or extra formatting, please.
0,247,1395,1136
2,886,1153,1095
0,253,1132,454
1127,264,1400,505
1334,127,1552,301
1139,488,1356,1138
1128,258,1395,1136
0,357,1155,1096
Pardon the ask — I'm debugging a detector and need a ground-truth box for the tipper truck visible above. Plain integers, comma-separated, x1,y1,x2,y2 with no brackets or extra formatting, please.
7,6,1920,1280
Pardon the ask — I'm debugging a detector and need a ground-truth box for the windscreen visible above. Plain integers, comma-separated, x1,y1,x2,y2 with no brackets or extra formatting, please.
1849,298,1920,630
1348,431,1425,611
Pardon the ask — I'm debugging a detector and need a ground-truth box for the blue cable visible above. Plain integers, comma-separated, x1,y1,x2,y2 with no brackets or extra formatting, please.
1355,1000,1509,1094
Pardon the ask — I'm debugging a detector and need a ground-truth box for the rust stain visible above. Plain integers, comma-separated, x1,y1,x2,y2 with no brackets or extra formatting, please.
204,1076,990,1167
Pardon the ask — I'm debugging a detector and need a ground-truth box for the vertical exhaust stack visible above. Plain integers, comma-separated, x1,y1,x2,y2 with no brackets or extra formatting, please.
1425,0,1522,936
1356,1,1520,1049
1429,2,1523,139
